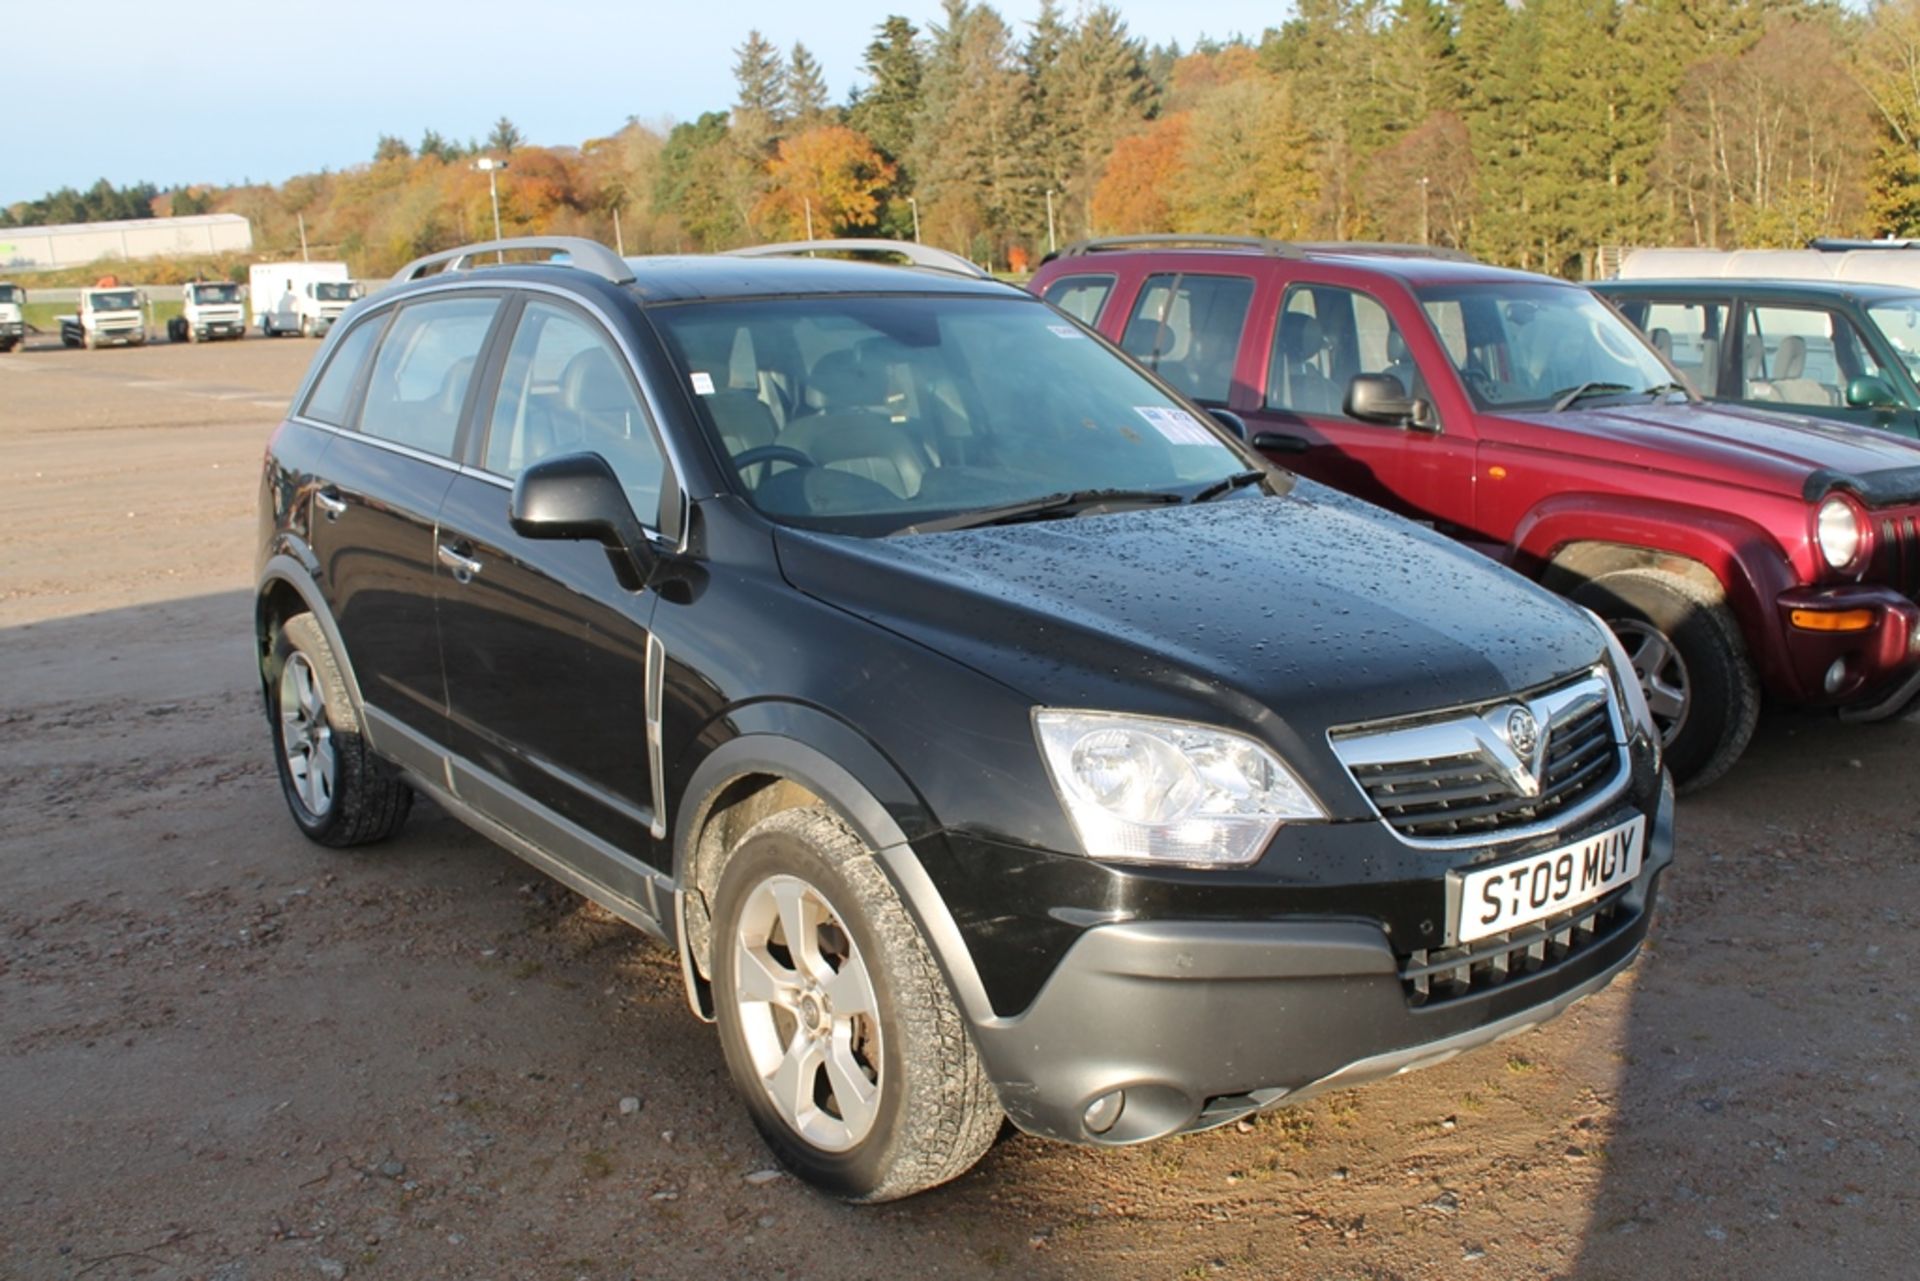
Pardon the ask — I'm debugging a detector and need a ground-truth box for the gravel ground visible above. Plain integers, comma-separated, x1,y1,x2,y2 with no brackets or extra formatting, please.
2,334,1916,1280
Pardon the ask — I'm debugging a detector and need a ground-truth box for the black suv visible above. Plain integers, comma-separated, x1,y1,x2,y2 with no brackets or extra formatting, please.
256,236,1673,1200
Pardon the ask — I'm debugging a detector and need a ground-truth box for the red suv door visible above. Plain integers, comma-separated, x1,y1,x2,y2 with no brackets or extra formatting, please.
1243,277,1479,535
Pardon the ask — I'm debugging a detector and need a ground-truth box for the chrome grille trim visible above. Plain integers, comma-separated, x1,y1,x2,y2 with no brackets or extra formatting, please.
1329,670,1630,849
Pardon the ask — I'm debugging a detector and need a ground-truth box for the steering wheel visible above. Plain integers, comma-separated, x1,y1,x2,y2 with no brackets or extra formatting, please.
731,443,816,475
1462,367,1499,401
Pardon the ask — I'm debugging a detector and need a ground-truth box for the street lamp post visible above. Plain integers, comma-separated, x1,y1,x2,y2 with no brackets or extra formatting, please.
1418,176,1430,247
474,157,508,258
1045,189,1057,255
907,195,921,243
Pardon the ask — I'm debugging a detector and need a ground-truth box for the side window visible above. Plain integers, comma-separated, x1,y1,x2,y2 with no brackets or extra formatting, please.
1743,305,1875,408
1042,274,1115,325
1120,273,1254,404
1637,299,1728,396
301,315,383,426
485,300,665,527
358,296,501,457
1268,284,1420,419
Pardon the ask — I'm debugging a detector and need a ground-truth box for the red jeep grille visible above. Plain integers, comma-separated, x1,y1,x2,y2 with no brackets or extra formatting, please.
1872,511,1920,599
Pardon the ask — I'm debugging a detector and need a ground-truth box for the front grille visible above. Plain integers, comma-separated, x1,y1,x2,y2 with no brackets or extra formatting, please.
1871,511,1920,599
1347,694,1621,841
1397,890,1630,1007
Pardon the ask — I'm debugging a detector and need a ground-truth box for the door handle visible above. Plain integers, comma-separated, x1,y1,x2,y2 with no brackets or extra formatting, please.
314,488,347,518
1252,430,1310,454
437,542,484,582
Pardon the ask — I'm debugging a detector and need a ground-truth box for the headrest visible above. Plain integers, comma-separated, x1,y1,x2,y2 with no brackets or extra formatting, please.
561,347,630,413
1279,312,1324,360
1776,334,1807,379
1648,327,1672,358
810,348,891,408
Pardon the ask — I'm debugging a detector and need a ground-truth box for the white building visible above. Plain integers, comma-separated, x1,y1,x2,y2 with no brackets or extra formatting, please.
0,213,254,272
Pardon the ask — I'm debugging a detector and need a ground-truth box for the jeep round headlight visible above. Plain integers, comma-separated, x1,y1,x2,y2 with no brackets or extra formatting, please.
1033,710,1325,867
1816,495,1866,571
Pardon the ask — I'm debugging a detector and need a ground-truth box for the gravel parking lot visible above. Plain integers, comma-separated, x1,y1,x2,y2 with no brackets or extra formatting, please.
3,334,1916,1280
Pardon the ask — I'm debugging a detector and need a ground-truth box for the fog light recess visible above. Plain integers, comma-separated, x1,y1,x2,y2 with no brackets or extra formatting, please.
1824,658,1850,695
1084,1090,1126,1136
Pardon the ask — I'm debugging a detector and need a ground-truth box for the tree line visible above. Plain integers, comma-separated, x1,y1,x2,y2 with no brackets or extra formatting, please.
14,1,1920,278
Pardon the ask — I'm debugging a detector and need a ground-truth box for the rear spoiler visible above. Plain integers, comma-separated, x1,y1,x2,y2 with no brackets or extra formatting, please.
1804,465,1920,507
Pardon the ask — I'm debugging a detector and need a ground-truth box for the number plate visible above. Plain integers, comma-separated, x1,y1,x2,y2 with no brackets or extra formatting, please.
1457,815,1645,945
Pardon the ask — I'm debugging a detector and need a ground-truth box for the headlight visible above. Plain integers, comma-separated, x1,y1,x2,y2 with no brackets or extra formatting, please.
1033,710,1325,867
1816,495,1866,571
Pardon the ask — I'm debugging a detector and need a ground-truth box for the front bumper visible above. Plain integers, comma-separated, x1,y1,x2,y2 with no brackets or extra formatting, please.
0,321,23,338
965,777,1674,1146
1773,584,1920,711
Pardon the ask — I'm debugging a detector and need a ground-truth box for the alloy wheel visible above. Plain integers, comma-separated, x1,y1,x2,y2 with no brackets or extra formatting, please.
731,873,883,1152
278,651,337,817
1612,619,1689,747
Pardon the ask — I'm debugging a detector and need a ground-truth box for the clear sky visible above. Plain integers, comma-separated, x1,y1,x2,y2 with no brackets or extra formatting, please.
4,0,1289,207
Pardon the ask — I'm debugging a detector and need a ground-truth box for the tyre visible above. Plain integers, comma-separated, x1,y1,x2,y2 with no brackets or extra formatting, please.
1573,567,1759,791
168,317,188,343
711,806,1000,1202
300,315,313,338
83,330,96,350
268,613,412,846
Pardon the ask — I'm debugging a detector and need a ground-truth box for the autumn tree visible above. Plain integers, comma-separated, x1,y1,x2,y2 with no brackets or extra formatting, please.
1090,113,1191,233
1172,75,1319,238
756,125,896,238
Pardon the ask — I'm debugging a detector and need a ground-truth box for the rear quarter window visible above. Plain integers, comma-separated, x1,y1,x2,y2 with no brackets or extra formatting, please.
1042,274,1116,325
300,315,383,426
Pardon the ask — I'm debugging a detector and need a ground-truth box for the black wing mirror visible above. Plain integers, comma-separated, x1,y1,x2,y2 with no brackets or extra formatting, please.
1345,373,1437,432
510,452,658,591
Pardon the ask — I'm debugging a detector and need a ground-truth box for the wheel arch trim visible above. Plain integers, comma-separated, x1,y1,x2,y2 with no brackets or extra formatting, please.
256,554,371,739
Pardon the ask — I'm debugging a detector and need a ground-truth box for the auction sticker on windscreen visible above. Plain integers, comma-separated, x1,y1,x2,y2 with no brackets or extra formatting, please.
1457,815,1645,944
1135,405,1215,446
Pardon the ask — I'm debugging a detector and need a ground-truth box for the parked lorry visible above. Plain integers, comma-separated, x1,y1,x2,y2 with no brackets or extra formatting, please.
168,280,247,342
250,262,352,337
0,282,24,351
59,285,146,349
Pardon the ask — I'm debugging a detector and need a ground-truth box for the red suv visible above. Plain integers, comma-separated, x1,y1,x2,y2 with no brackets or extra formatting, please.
1032,236,1920,787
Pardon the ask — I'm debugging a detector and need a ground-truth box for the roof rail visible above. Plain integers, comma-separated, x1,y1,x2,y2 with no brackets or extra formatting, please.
1809,237,1920,253
726,238,990,280
1053,234,1303,259
1294,241,1478,264
1048,235,1478,265
393,236,635,285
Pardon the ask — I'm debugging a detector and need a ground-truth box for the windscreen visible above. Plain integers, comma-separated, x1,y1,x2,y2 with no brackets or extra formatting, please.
0,285,19,304
1868,300,1920,381
1415,283,1674,412
313,282,353,302
651,294,1250,536
91,290,138,311
192,284,239,304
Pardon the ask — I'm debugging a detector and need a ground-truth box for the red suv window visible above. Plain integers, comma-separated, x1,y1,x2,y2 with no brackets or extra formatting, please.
1120,273,1254,405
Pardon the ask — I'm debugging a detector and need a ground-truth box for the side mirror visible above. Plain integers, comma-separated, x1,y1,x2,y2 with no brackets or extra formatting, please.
1345,373,1438,432
510,452,658,591
1206,407,1249,441
1846,375,1900,411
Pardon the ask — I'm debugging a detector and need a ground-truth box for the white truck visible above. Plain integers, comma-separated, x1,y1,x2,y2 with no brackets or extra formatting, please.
250,262,353,337
0,282,25,352
59,287,147,349
169,280,247,342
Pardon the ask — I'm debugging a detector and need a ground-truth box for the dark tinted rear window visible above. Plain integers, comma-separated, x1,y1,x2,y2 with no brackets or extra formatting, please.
301,316,382,426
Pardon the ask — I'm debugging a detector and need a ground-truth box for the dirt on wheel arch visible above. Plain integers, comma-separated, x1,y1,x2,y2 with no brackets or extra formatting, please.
1,339,1916,1280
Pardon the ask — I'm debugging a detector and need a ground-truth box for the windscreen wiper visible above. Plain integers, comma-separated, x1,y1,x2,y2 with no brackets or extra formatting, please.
1642,382,1690,400
1190,470,1269,504
1551,381,1633,412
892,488,1185,535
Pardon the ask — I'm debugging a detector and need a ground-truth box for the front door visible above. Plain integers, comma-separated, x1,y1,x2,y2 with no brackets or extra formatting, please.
435,296,671,862
1245,281,1477,532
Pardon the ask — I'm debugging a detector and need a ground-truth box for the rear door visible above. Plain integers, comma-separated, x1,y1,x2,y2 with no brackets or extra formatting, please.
305,292,504,751
435,293,671,862
1604,293,1732,398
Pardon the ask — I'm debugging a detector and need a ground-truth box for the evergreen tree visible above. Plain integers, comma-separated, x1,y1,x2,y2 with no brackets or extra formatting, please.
911,1,1040,262
487,117,524,155
788,43,833,129
733,29,789,153
1045,5,1155,239
848,16,924,166
374,134,412,163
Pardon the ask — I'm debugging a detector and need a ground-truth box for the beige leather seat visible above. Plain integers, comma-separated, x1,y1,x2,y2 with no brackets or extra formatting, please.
1771,335,1837,406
